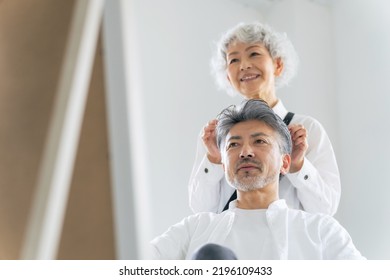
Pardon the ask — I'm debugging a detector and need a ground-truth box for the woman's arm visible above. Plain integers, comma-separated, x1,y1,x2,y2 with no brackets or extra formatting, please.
286,116,341,215
188,132,226,213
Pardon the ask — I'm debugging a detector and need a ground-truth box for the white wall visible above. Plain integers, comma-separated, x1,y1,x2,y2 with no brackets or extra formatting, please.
331,0,390,259
265,0,339,154
128,0,389,259
264,0,390,259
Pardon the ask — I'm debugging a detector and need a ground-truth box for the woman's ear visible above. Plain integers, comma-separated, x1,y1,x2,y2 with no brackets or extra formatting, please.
227,75,231,84
280,153,291,175
274,57,284,77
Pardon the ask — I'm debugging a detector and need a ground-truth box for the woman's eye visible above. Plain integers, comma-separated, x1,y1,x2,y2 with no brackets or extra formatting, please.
250,52,260,57
229,58,239,64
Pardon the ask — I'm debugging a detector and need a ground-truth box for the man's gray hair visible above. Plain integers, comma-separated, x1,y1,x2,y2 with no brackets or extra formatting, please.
211,22,299,96
216,99,292,155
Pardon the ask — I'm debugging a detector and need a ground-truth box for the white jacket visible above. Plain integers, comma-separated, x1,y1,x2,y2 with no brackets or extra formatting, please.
151,200,364,260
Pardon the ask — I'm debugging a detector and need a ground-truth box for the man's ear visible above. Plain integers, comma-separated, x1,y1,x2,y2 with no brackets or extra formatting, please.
280,154,291,175
274,57,284,77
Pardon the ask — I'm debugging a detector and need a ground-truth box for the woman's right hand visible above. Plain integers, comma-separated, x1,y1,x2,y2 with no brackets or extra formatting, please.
201,119,222,164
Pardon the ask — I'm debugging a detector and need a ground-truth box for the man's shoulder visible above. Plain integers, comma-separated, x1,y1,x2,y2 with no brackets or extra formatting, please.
184,211,227,222
182,211,232,232
286,208,335,226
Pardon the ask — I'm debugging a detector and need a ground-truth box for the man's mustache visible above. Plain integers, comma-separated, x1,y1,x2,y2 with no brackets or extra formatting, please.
235,158,263,173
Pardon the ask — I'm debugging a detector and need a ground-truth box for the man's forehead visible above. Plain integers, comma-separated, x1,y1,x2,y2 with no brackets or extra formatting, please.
226,120,275,138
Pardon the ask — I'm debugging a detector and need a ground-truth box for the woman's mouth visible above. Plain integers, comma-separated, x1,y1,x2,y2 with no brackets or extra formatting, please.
240,74,260,82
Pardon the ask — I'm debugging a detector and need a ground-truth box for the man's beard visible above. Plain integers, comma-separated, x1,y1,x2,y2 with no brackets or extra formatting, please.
226,158,279,192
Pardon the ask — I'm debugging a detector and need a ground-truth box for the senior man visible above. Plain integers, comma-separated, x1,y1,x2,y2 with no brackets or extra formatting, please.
151,99,364,260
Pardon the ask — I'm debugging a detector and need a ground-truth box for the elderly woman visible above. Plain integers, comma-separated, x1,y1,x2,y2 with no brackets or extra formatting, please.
188,22,340,215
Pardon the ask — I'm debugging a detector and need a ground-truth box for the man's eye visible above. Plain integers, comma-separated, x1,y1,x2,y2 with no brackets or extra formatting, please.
227,142,238,149
255,139,266,144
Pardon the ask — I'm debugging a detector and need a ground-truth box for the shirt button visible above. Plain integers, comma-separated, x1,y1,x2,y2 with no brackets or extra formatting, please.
204,168,209,173
304,175,309,180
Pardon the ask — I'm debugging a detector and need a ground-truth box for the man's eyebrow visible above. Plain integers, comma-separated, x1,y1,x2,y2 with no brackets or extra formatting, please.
226,135,242,142
251,132,269,138
227,132,269,142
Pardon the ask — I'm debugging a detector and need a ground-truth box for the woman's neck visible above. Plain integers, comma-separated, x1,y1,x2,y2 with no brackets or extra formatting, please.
247,89,278,108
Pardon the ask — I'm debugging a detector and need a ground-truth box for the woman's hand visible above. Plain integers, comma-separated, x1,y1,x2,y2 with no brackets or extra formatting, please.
201,119,222,164
288,124,308,173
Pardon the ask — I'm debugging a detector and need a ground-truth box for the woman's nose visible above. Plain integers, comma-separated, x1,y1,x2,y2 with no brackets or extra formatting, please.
240,59,252,71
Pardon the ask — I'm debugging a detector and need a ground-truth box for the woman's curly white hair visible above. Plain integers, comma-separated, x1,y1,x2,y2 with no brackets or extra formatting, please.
210,22,299,96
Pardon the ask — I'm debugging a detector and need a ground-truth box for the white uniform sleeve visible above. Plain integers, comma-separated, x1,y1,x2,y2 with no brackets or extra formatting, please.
286,116,341,215
321,216,366,260
188,131,226,213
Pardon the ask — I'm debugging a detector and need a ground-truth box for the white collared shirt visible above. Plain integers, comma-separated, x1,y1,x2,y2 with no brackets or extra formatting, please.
188,99,341,215
150,200,364,260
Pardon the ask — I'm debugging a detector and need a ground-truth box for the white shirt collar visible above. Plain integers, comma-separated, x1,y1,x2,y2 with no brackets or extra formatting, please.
228,199,288,212
272,99,289,120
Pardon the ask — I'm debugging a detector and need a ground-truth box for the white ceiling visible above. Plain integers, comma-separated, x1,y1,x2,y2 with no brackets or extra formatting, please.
231,0,278,12
231,0,332,12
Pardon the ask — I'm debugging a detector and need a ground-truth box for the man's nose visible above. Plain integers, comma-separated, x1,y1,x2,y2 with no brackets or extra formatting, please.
239,145,254,158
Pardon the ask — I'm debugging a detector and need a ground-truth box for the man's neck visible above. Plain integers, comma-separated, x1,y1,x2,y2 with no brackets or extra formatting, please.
235,185,279,209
